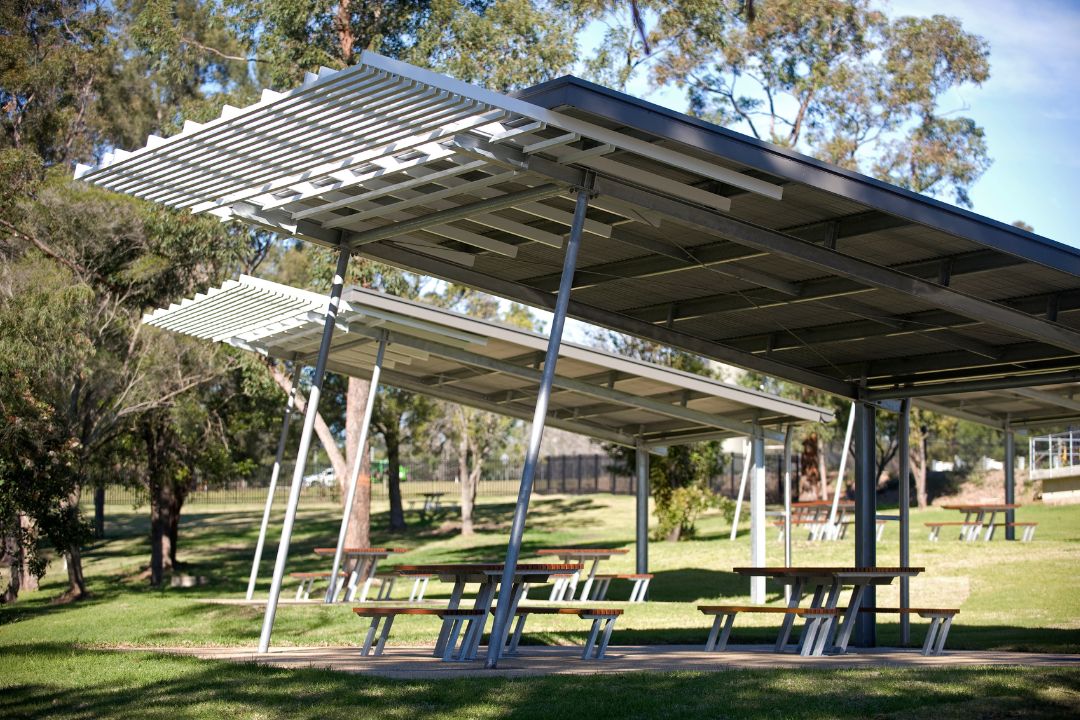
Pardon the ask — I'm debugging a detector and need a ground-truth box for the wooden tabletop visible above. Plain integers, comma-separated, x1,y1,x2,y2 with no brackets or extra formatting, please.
791,501,854,508
313,547,409,555
395,562,583,576
536,548,630,556
732,566,924,576
941,503,1020,511
421,492,445,497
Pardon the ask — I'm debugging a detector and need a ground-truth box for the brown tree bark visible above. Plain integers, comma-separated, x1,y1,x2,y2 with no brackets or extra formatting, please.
458,413,475,536
385,424,406,531
344,377,371,549
62,485,88,601
910,427,929,509
93,485,105,538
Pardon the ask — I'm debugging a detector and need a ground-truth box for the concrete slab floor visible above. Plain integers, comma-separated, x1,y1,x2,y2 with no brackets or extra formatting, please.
149,645,1080,679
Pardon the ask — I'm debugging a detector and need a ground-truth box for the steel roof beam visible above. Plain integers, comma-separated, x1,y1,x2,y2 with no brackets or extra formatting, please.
357,240,858,397
1007,387,1080,413
864,369,1080,400
590,175,1080,354
335,320,785,440
625,249,1026,324
522,212,912,293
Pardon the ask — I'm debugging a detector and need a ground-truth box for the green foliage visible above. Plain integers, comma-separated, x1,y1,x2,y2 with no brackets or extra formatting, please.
590,0,992,207
648,443,726,541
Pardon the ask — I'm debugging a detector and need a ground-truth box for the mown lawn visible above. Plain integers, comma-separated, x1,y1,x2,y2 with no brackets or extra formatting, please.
2,493,1079,718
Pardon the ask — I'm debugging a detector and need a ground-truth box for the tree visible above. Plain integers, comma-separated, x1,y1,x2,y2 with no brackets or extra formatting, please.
372,387,434,531
425,284,535,535
589,0,992,206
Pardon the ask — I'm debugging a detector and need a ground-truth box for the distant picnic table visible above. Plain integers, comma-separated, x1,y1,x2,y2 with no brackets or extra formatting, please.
535,548,629,601
938,503,1023,541
730,566,924,656
395,562,582,660
313,546,408,602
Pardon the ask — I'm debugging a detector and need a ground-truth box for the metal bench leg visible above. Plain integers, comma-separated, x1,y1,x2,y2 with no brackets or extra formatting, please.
831,584,866,653
921,617,941,656
1025,526,1036,542
705,615,724,651
507,615,527,655
595,617,617,659
798,617,822,656
418,577,430,601
714,613,736,651
408,578,420,603
548,578,564,602
582,618,602,660
295,583,305,601
985,524,995,541
637,578,650,602
933,616,954,656
443,618,466,661
361,617,382,656
374,615,395,655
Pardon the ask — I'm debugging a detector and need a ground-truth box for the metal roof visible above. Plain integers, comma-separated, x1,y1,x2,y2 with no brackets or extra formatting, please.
79,53,1080,400
908,381,1080,431
144,276,832,446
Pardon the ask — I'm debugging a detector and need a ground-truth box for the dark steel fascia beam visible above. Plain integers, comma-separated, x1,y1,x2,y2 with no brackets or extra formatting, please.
864,369,1080,400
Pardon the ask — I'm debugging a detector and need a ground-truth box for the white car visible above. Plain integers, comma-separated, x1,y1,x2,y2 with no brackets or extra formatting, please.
302,468,336,487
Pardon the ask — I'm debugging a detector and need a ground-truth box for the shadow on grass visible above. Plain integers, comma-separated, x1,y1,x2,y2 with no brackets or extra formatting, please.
2,643,1079,720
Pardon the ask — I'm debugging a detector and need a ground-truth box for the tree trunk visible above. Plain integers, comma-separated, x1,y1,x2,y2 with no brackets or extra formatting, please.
910,429,929,509
386,426,406,531
458,427,474,535
149,480,177,586
0,514,40,603
62,485,88,600
344,377,371,549
93,485,105,538
817,442,830,500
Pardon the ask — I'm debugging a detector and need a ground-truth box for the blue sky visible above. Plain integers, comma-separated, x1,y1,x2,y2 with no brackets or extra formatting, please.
577,0,1080,248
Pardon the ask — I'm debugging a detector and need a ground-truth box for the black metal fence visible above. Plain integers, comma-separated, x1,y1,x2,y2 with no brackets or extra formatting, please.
91,451,798,507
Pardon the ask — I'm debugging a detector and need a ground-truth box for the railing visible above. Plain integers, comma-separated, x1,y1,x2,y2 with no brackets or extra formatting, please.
1029,430,1080,480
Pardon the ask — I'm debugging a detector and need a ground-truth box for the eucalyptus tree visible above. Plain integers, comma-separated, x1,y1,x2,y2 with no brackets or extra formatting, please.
587,0,992,207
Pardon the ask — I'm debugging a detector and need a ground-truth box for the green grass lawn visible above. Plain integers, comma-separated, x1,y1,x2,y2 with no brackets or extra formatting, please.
2,492,1079,718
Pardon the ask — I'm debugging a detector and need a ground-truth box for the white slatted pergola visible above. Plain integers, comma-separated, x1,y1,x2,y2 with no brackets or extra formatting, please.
145,276,831,616
78,51,1080,658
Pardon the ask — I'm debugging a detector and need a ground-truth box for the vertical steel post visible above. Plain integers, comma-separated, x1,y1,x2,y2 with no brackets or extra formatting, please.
485,182,591,668
1005,419,1016,541
324,334,388,602
782,425,793,570
258,245,350,654
750,427,766,604
853,402,877,647
898,398,912,645
635,438,649,575
247,362,302,601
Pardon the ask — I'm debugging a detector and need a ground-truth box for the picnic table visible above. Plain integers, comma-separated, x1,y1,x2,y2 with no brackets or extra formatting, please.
785,501,855,541
940,503,1021,541
732,566,923,656
536,548,629,601
395,562,582,660
313,546,408,602
417,492,445,520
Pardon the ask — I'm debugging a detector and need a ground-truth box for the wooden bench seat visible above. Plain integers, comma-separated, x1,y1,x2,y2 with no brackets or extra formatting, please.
588,573,653,602
925,521,981,541
352,607,485,659
698,605,838,656
852,607,959,655
502,606,624,659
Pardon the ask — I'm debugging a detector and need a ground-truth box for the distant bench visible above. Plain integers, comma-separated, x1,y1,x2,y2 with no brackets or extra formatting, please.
292,571,432,602
698,605,959,656
588,573,653,602
353,605,623,661
926,521,1036,542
